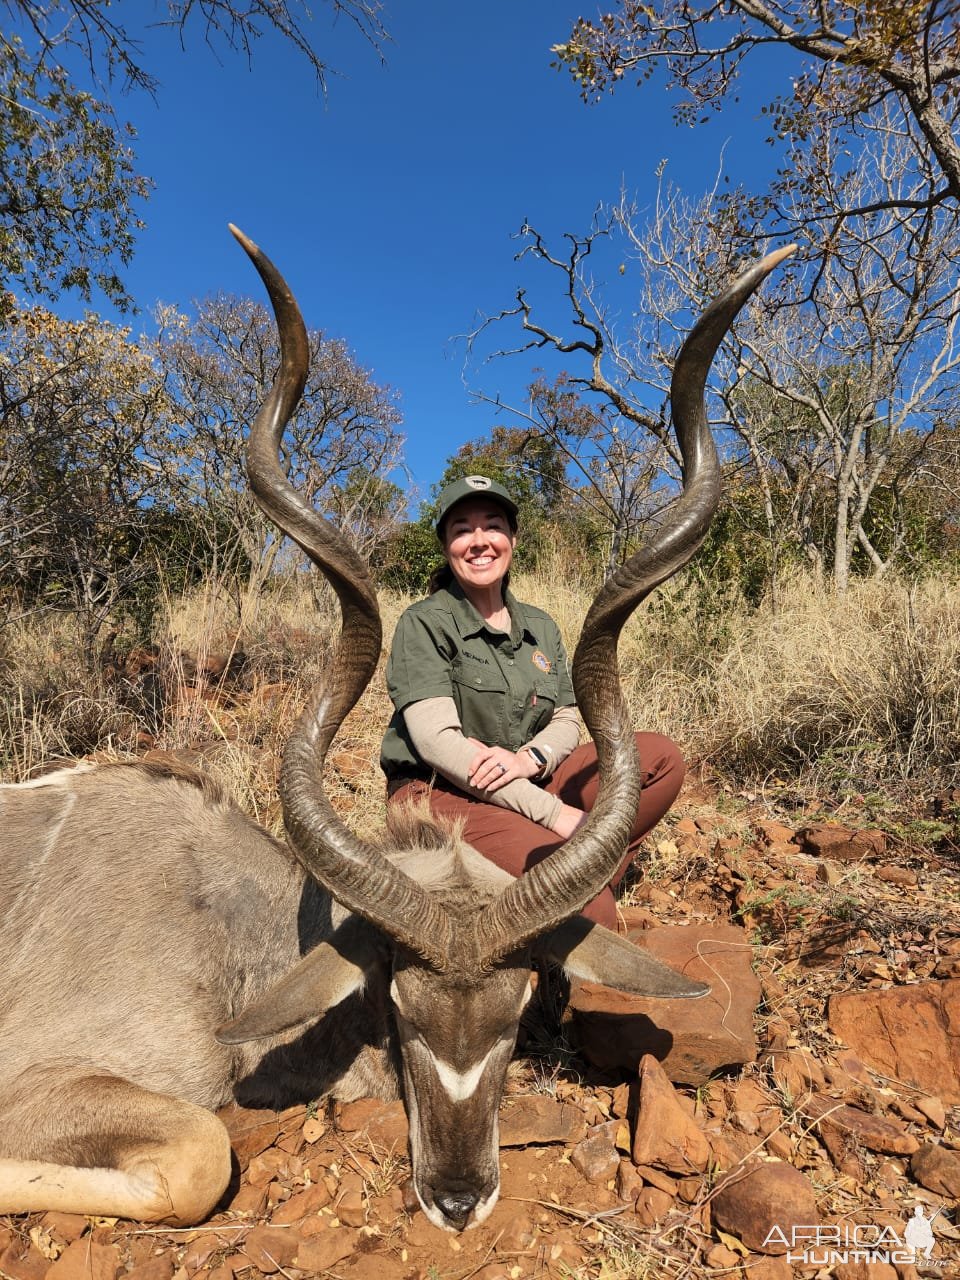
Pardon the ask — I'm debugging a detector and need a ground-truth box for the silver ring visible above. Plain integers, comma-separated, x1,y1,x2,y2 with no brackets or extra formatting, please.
497,764,507,775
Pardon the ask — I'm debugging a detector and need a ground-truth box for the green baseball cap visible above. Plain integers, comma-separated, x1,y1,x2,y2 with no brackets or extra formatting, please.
434,474,519,533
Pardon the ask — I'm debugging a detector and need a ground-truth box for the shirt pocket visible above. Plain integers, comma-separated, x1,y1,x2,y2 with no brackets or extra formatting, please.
450,656,509,741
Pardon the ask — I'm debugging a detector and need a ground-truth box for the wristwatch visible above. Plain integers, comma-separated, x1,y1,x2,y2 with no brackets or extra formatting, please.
525,746,548,776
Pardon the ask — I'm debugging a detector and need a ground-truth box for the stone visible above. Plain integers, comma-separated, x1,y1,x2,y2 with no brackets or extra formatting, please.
796,825,886,861
802,1096,920,1156
181,1233,225,1271
216,1103,281,1169
241,1227,300,1273
293,1229,359,1271
270,1181,332,1223
498,1096,588,1146
632,1054,711,1173
915,1095,946,1129
569,1133,620,1184
567,923,760,1083
705,1243,742,1269
833,1263,898,1280
493,1214,538,1253
634,1186,675,1226
337,1187,366,1227
337,1098,408,1150
45,1240,120,1280
39,1215,88,1246
875,865,918,887
910,1143,960,1198
711,1161,818,1255
124,1258,175,1280
226,1182,269,1216
740,1259,793,1280
0,1240,54,1280
755,820,797,846
828,981,960,1102
616,1160,644,1202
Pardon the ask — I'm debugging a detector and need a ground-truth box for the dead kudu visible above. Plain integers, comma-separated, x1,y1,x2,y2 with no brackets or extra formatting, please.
0,232,792,1232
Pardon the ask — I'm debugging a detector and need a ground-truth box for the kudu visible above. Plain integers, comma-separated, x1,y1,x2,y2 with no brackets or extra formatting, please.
0,232,791,1232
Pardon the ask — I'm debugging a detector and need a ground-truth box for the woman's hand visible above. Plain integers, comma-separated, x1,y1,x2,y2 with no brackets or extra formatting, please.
467,743,540,793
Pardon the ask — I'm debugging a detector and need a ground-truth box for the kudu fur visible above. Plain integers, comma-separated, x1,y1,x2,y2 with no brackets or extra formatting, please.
0,232,792,1231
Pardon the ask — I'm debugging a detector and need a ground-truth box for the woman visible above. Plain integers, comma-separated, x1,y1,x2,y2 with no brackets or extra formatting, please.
380,474,684,928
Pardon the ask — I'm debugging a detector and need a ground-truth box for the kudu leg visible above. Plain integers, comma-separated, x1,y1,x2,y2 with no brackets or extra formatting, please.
0,1072,232,1224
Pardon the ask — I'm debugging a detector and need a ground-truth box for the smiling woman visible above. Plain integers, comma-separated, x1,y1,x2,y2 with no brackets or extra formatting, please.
379,473,686,928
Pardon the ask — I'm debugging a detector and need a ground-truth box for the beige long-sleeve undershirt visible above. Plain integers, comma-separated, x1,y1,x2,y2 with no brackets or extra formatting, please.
401,697,581,828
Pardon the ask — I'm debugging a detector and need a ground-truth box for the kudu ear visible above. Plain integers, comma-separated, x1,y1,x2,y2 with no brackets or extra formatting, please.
539,917,709,999
216,920,385,1044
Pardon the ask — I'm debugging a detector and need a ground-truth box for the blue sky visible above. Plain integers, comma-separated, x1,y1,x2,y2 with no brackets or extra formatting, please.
52,2,787,505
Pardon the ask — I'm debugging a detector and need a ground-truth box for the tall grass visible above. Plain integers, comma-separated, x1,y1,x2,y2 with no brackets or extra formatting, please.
3,564,959,805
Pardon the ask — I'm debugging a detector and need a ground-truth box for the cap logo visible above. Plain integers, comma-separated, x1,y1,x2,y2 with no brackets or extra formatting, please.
465,475,492,490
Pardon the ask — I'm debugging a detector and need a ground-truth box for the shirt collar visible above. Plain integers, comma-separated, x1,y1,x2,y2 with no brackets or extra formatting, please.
442,581,537,644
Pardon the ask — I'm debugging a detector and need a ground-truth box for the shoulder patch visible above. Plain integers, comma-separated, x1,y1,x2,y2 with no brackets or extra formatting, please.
531,650,552,673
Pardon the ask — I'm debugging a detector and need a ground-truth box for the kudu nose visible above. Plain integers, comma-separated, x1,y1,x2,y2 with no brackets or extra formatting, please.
434,1187,480,1230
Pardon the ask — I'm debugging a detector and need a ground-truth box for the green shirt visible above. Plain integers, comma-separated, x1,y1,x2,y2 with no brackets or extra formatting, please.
380,581,576,781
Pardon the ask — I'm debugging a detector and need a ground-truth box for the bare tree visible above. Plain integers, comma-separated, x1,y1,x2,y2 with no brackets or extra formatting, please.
155,296,405,600
617,109,960,592
464,216,678,577
554,1,960,219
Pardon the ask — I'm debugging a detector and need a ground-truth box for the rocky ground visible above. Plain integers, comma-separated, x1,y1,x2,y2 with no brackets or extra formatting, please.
2,783,959,1280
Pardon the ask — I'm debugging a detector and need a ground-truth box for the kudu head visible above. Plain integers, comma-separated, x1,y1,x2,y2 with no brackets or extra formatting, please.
215,226,793,1231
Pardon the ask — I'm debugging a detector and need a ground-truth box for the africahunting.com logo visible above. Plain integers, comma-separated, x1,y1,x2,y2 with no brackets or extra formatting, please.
764,1205,946,1267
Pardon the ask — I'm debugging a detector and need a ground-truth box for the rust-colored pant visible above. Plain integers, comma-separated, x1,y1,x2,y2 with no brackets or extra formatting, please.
387,732,684,930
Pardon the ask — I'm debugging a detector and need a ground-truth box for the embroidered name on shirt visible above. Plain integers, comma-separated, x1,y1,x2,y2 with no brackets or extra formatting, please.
531,650,552,673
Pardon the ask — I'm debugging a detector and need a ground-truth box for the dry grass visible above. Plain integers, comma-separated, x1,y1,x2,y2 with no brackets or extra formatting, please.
619,570,960,792
3,566,959,807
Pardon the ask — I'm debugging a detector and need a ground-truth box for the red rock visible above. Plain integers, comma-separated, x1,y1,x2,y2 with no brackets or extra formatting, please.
797,825,886,860
705,1243,742,1268
616,1160,644,1202
181,1232,225,1271
915,1095,946,1129
0,1241,49,1280
635,1163,679,1195
336,1188,366,1227
498,1096,588,1146
226,1182,268,1216
712,1161,817,1255
803,1096,920,1156
336,1098,408,1151
833,1262,898,1280
123,1257,175,1280
270,1181,332,1223
632,1054,711,1173
216,1104,281,1170
241,1226,299,1273
741,1260,793,1280
910,1142,960,1197
755,820,797,846
828,981,960,1102
45,1240,120,1280
38,1216,88,1246
293,1230,359,1271
567,924,760,1083
634,1186,674,1225
875,865,918,886
493,1214,538,1253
